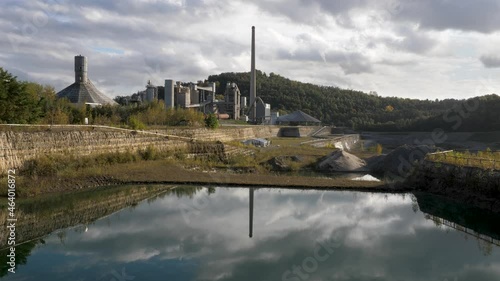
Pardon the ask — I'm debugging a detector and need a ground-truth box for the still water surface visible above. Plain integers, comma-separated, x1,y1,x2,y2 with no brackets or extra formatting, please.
2,186,500,281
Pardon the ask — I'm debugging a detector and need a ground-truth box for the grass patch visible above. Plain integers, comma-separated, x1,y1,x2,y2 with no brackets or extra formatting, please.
20,146,180,179
102,159,384,189
427,149,500,170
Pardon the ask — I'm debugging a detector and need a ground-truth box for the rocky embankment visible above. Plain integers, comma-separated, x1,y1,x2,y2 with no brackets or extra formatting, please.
407,161,500,213
0,185,171,247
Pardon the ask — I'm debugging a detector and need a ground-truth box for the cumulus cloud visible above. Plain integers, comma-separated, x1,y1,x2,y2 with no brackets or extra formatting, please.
1,0,500,100
480,55,500,68
255,0,500,33
394,0,500,33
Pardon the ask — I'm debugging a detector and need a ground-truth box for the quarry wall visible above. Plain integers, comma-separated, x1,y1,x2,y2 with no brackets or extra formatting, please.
0,125,355,172
0,125,298,171
0,126,187,172
161,126,319,141
408,160,500,213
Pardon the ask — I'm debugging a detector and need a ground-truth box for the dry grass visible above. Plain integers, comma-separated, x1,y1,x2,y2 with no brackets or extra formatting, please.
5,158,386,198
426,150,500,170
103,159,384,189
3,135,389,198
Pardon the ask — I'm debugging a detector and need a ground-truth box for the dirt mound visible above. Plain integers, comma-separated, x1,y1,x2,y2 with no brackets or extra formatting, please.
317,150,367,172
370,145,440,177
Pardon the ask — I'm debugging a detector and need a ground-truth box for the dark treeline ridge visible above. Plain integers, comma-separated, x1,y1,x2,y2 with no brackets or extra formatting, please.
2,66,498,131
208,71,500,132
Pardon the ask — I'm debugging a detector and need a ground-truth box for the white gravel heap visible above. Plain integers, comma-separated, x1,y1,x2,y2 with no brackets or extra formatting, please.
317,150,367,172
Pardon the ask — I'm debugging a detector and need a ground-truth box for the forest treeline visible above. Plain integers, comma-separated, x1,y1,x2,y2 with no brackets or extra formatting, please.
208,71,500,132
0,67,208,128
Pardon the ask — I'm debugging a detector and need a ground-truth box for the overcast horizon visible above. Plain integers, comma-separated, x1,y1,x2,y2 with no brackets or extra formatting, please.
2,0,500,100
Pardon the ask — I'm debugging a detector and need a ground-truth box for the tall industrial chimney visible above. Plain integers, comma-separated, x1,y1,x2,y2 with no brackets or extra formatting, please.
250,26,257,122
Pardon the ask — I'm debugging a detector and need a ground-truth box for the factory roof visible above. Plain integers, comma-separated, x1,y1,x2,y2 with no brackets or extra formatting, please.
57,80,117,105
276,110,321,124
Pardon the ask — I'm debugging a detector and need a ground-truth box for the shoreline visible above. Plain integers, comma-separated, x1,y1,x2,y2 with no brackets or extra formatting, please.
2,159,405,198
2,158,499,215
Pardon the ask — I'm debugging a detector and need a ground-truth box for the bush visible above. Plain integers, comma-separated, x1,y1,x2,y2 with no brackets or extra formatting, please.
22,155,61,177
139,145,158,161
128,115,146,130
205,114,219,129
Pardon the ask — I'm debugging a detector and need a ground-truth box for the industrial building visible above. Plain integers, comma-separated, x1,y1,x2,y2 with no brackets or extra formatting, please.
134,26,272,122
56,55,117,106
163,80,217,113
56,25,273,123
135,79,243,120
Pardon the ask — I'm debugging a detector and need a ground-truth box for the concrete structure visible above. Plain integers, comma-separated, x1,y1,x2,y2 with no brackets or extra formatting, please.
271,111,280,125
190,84,199,104
157,86,165,101
165,79,175,109
250,26,257,122
222,82,241,120
256,98,271,124
146,80,156,102
57,55,117,105
177,86,191,108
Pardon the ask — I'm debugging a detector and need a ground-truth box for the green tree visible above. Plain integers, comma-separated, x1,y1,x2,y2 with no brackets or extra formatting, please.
0,68,41,123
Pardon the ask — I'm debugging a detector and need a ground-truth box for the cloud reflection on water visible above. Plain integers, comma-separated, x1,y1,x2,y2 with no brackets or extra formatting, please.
5,187,500,281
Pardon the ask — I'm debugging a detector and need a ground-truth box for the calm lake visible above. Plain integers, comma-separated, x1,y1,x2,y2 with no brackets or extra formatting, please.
1,186,500,281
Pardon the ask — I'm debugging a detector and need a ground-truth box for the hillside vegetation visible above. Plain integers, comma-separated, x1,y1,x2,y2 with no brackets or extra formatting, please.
0,67,207,128
208,71,500,132
2,66,499,132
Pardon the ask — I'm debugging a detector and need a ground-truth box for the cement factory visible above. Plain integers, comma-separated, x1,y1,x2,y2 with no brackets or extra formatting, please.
57,26,274,124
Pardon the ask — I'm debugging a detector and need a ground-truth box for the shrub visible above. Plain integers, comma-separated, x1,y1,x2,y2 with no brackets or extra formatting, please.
22,155,61,177
139,145,158,161
128,115,146,130
204,114,219,129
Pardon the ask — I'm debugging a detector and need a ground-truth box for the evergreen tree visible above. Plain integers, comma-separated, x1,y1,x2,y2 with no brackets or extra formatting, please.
0,68,42,123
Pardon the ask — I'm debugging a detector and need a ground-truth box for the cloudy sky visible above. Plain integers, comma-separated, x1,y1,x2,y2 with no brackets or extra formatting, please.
2,0,500,100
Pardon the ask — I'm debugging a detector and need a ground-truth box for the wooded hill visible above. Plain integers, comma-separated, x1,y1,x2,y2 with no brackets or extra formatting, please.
208,71,500,132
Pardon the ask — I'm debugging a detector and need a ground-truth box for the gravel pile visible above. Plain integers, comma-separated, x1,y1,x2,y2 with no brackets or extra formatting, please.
317,150,367,172
370,144,440,177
